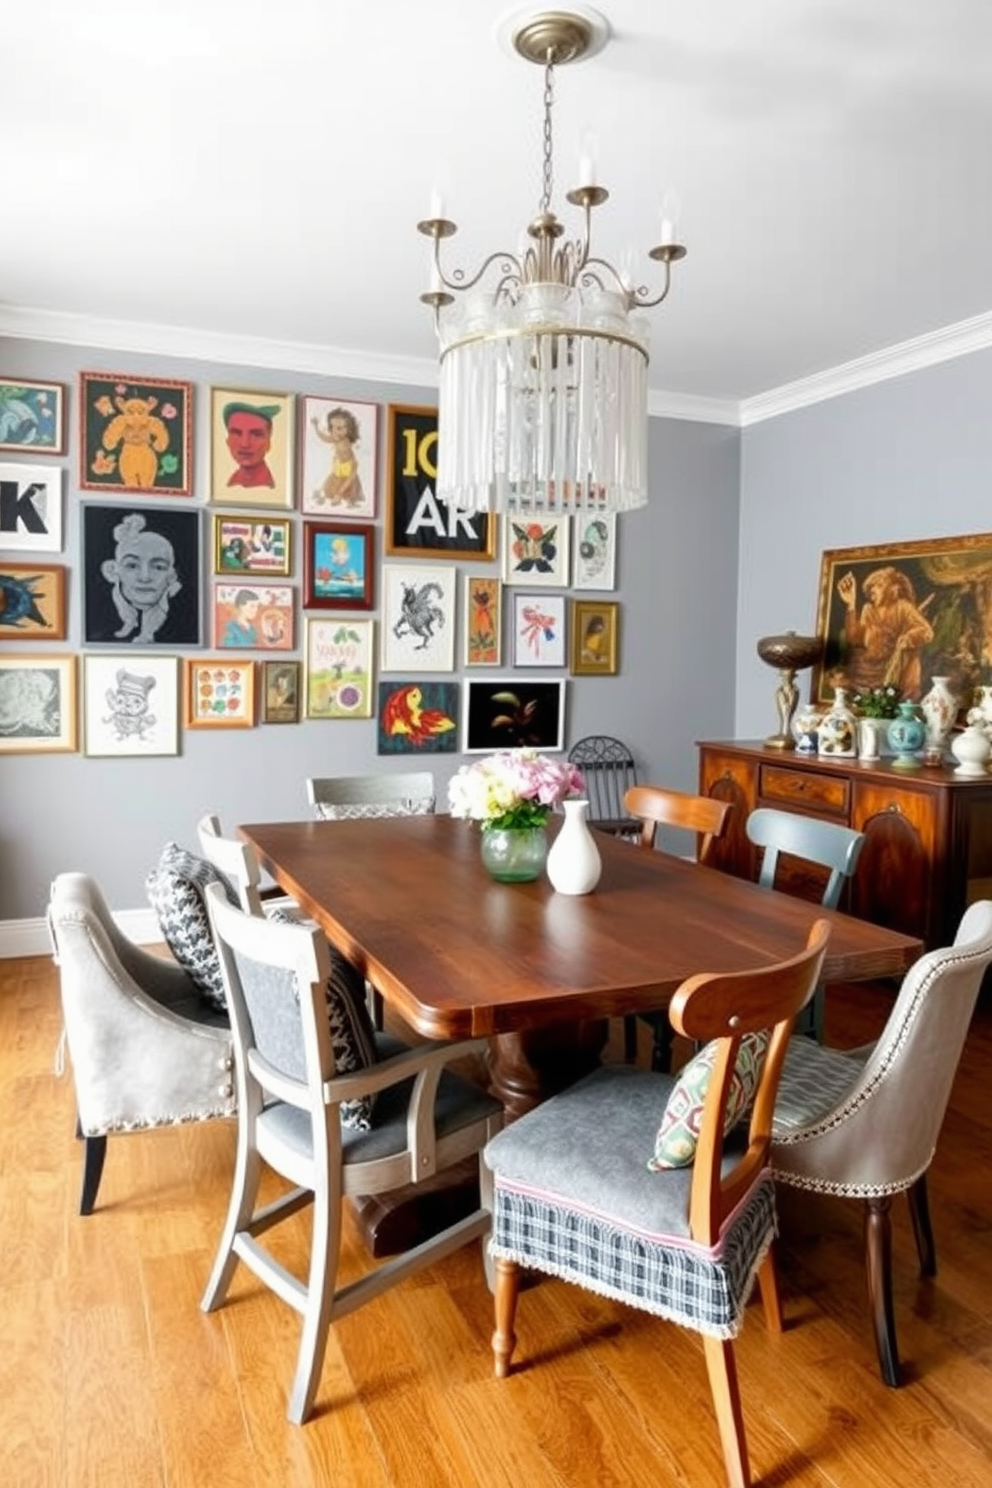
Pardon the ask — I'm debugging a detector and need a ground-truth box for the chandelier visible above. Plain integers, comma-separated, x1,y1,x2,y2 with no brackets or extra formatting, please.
418,6,685,516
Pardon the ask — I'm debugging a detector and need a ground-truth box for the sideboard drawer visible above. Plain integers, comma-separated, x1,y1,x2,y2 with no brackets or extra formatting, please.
758,764,850,817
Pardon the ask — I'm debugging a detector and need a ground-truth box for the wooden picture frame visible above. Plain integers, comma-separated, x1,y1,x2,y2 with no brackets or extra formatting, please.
0,654,76,753
79,372,193,495
212,514,291,577
184,659,255,728
0,377,65,454
208,387,294,509
811,532,992,708
380,562,456,673
463,677,565,753
0,463,63,551
261,659,302,724
377,680,459,754
572,514,617,590
82,504,200,646
82,654,179,757
0,561,66,639
303,521,375,610
300,395,378,518
385,404,496,559
212,581,294,650
502,513,571,587
305,616,374,719
570,599,619,675
464,574,502,666
512,592,567,667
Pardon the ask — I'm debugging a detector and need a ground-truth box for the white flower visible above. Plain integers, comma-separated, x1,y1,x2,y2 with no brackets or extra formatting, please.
447,749,585,830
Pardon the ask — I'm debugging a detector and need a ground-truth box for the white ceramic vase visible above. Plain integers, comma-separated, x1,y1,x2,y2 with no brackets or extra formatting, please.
950,724,992,777
818,687,858,758
546,799,602,896
920,675,957,748
857,717,883,762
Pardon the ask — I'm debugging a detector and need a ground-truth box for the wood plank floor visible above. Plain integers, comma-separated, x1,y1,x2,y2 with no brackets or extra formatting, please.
3,953,992,1488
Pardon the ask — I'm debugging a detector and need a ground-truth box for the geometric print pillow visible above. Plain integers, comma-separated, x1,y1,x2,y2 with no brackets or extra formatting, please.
145,842,239,1011
648,1029,771,1171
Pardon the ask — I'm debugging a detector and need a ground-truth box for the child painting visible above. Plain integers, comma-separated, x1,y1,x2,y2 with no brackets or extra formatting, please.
310,406,364,508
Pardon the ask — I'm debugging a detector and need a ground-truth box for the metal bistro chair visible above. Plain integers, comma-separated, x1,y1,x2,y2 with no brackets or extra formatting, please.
567,735,640,839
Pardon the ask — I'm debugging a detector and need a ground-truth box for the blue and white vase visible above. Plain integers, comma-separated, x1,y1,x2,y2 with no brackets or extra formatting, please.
886,701,925,768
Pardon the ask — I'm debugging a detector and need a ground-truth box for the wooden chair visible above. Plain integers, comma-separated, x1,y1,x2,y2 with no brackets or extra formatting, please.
306,771,436,820
623,784,733,1067
484,921,831,1488
567,735,640,838
772,899,992,1386
201,883,503,1424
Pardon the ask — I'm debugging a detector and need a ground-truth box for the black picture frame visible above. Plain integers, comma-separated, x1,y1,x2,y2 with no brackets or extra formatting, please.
385,404,496,558
82,503,201,646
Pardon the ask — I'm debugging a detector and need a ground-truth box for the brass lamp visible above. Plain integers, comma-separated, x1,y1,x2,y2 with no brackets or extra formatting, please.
756,632,824,750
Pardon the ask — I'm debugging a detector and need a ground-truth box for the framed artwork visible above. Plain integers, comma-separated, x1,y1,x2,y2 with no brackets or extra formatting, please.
502,514,571,587
82,654,179,757
300,395,378,518
385,404,496,559
212,514,291,577
464,574,502,666
0,562,67,639
0,377,65,454
572,514,617,590
377,681,459,754
208,387,294,509
512,593,567,667
464,677,565,753
261,659,302,724
79,372,192,495
811,532,992,708
571,599,620,675
82,504,200,646
0,463,63,551
212,581,294,650
184,659,255,728
380,563,456,673
303,521,374,610
306,616,374,719
0,654,77,754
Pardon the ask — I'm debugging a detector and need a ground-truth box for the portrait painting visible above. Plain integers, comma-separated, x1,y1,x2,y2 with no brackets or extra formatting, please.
572,514,617,590
381,563,456,673
570,599,619,676
385,404,496,559
464,574,502,666
377,681,459,755
0,377,65,454
212,582,294,651
512,593,566,667
213,514,291,577
502,514,571,587
79,372,192,495
0,654,77,754
0,562,66,639
463,677,565,753
306,617,374,720
209,387,294,509
0,463,63,552
303,522,374,610
82,504,200,646
811,532,992,709
300,395,378,519
184,659,255,729
83,654,179,758
261,660,302,724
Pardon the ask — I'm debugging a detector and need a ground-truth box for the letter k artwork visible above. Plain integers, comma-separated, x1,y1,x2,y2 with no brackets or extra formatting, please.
1,474,49,536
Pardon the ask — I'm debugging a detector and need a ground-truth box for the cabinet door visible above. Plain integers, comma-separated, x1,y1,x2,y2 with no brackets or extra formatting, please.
698,749,758,879
851,782,936,939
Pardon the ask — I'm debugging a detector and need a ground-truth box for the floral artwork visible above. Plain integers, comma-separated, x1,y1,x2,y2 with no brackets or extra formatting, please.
447,748,584,829
306,617,373,719
184,660,255,728
465,575,502,666
502,516,571,587
377,681,459,754
79,373,193,495
463,678,566,753
572,514,617,590
212,582,294,650
512,593,566,667
0,378,65,454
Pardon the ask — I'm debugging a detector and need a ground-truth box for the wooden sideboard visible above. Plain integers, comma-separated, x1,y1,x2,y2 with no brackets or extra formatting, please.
697,739,992,950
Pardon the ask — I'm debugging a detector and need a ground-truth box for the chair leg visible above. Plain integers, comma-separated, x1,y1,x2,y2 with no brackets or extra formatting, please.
757,1245,783,1333
287,1182,340,1425
79,1133,107,1216
493,1257,521,1378
907,1173,937,1277
865,1196,902,1388
701,1335,751,1488
201,1135,263,1313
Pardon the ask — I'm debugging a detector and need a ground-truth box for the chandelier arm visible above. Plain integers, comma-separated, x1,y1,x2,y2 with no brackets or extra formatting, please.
630,258,674,310
435,247,524,295
582,254,632,297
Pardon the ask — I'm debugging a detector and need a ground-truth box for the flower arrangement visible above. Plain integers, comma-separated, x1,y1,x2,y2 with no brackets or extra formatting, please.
851,684,901,718
448,748,585,831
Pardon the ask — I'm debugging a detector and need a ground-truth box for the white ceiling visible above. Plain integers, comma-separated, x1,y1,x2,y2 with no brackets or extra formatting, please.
5,0,992,418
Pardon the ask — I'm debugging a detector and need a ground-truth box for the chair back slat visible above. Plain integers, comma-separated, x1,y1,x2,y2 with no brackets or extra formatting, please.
567,735,639,835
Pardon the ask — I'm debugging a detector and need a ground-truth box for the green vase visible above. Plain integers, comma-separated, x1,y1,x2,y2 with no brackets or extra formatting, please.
886,701,925,767
480,825,548,883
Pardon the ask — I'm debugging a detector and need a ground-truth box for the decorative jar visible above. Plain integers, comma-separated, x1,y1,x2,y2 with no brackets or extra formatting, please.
792,704,823,755
480,825,549,883
950,724,992,777
817,687,858,758
886,701,925,768
966,684,992,739
920,675,958,750
546,799,602,895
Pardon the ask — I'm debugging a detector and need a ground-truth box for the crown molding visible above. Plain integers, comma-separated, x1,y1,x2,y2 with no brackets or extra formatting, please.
647,387,738,425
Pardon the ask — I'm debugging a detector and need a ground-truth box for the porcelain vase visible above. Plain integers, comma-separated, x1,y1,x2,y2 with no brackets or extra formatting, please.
950,724,992,777
966,684,992,739
817,687,858,758
546,799,602,896
857,717,883,763
920,675,958,750
886,701,925,768
480,825,548,883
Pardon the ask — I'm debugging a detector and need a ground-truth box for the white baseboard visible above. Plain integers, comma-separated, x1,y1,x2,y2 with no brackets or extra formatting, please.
1,908,160,959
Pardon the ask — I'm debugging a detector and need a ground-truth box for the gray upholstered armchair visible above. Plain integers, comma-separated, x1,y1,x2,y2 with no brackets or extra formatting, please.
48,871,236,1214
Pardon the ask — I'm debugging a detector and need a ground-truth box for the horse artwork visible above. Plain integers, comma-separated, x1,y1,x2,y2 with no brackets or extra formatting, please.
381,564,455,673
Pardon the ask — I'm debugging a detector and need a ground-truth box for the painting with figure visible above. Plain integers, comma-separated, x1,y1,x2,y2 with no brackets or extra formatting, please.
82,504,200,646
79,372,192,495
83,655,179,757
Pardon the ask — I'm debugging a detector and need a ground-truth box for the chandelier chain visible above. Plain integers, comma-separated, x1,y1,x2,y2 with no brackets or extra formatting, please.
541,54,555,214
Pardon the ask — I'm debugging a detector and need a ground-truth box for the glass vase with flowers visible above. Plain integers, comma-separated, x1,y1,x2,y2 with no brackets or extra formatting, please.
448,748,585,882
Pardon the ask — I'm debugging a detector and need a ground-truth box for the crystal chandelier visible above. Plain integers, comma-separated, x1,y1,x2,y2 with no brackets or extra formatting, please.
418,6,685,516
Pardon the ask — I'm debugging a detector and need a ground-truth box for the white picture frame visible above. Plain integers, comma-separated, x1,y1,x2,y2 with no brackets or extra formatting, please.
463,677,565,753
83,654,180,757
502,514,571,587
572,514,617,590
0,463,63,552
511,592,567,667
380,563,456,672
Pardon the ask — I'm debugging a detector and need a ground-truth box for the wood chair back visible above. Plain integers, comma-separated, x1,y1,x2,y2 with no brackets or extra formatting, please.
625,783,732,862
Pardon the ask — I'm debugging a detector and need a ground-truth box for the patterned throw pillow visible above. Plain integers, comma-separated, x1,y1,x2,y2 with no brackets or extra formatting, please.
648,1030,770,1171
146,842,238,1011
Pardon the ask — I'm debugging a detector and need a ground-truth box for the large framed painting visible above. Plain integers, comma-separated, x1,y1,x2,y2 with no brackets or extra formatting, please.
512,592,566,667
82,504,200,646
377,680,459,754
212,513,291,577
83,654,179,757
306,617,374,720
208,387,294,509
0,562,66,639
811,532,992,708
381,563,456,672
0,377,65,454
211,581,294,650
79,372,193,495
502,513,571,587
463,677,565,753
303,521,374,609
0,463,63,551
385,404,496,559
0,654,77,754
300,395,378,518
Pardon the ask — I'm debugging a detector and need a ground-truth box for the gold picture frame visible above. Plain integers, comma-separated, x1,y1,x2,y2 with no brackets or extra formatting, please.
184,658,255,728
570,599,619,676
0,654,77,753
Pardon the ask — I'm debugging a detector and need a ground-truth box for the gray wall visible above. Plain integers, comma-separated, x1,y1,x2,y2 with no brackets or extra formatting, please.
736,348,992,739
1,335,741,920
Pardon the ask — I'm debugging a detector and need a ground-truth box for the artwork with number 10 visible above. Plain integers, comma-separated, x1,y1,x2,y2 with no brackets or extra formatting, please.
385,404,496,559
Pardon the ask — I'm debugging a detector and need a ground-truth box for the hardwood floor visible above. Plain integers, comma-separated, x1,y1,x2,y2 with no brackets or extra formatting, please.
4,954,992,1488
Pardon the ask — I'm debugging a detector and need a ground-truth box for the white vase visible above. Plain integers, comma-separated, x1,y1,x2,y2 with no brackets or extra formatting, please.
546,799,602,896
857,717,883,762
920,675,957,748
966,684,992,739
950,724,992,777
818,687,858,758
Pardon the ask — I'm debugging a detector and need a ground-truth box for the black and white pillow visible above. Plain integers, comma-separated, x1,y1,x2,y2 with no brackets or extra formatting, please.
146,842,238,1011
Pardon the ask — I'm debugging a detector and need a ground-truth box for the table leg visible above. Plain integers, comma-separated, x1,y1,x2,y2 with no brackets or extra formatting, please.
488,1018,610,1120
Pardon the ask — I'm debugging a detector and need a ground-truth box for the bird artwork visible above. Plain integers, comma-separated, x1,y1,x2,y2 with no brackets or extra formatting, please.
379,683,456,751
